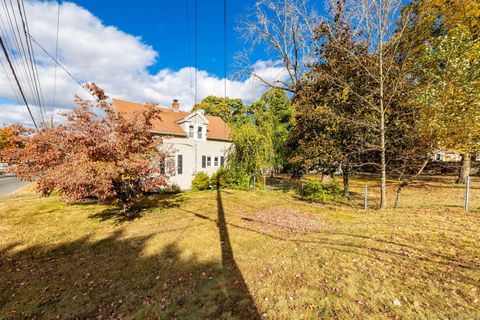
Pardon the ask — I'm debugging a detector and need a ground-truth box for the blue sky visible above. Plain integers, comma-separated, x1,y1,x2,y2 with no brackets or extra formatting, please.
0,0,412,127
2,0,293,126
71,0,261,78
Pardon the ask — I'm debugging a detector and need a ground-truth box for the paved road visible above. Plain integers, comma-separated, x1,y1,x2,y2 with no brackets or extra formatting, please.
0,175,30,196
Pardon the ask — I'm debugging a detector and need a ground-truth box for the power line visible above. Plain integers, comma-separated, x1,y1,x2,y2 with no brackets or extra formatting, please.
29,34,96,99
194,0,198,105
224,0,227,134
1,0,43,123
224,0,227,100
184,0,194,104
0,34,38,129
52,0,60,112
17,0,46,123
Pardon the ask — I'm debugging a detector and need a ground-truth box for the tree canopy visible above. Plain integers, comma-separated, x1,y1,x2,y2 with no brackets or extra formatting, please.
192,96,249,125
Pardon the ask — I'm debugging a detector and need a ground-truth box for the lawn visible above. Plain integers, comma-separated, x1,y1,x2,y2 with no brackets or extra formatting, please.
0,180,479,319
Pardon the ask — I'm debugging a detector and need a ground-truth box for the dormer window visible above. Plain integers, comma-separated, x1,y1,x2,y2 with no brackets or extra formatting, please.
186,123,205,140
178,110,209,141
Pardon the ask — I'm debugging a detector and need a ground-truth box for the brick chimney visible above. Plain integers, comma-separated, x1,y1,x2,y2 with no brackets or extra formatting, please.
172,99,180,112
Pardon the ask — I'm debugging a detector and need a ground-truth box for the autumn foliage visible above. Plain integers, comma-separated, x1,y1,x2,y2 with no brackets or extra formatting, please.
0,125,25,154
0,84,170,210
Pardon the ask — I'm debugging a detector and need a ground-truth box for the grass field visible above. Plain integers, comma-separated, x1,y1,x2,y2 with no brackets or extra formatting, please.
0,179,479,319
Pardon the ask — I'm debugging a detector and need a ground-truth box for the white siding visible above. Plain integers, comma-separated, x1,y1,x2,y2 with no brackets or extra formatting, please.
160,136,231,189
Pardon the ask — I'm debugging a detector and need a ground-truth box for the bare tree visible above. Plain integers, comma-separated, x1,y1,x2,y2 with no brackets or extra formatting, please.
236,0,319,93
349,0,407,208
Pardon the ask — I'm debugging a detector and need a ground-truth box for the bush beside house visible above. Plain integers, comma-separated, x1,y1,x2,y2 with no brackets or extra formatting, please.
192,172,210,190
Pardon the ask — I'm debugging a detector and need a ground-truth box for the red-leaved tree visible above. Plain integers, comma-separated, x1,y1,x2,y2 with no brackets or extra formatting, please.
1,83,170,211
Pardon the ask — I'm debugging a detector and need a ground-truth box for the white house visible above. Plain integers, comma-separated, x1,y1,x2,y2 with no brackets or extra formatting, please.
113,98,232,189
432,151,480,162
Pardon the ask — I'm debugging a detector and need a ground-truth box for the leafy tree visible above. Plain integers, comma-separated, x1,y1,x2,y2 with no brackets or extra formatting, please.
0,84,170,212
413,27,480,183
252,89,294,170
192,96,250,125
0,125,24,153
289,2,378,197
401,0,480,183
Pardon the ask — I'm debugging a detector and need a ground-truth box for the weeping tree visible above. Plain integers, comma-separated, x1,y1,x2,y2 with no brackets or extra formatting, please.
227,122,274,182
252,89,294,172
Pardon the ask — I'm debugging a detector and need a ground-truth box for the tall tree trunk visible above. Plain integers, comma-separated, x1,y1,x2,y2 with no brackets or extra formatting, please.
380,112,387,209
342,165,350,198
394,158,430,209
379,35,387,209
456,153,471,184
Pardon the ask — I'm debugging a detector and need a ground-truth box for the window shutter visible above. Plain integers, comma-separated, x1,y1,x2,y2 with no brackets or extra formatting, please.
202,156,206,168
160,156,166,174
220,156,225,166
177,154,183,175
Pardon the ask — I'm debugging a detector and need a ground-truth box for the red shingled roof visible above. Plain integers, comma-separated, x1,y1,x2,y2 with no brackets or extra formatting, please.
112,99,230,140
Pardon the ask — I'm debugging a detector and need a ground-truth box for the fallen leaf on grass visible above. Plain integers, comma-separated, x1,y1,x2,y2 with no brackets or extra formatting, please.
243,206,325,234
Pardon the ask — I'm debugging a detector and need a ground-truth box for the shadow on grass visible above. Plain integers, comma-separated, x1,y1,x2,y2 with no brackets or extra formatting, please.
266,177,300,194
0,228,259,319
88,193,183,224
216,187,261,319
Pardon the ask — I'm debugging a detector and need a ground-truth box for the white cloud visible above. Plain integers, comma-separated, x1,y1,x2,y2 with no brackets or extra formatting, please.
0,0,287,126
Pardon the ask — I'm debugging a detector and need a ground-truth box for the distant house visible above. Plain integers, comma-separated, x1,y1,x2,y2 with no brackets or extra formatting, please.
432,151,462,162
432,151,480,162
113,99,231,190
431,150,480,176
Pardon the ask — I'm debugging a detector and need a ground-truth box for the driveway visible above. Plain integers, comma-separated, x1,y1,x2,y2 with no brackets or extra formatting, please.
0,175,30,196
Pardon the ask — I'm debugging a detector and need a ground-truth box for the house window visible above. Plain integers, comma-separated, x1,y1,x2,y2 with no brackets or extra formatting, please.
177,154,183,175
206,156,211,167
214,156,219,166
434,153,443,161
220,156,225,166
202,156,206,168
197,126,203,139
188,125,194,138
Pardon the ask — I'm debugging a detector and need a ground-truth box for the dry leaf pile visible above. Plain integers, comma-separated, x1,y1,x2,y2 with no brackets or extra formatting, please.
244,206,324,234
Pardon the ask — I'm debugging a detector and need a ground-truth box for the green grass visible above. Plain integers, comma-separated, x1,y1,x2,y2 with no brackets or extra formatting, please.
0,180,479,319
